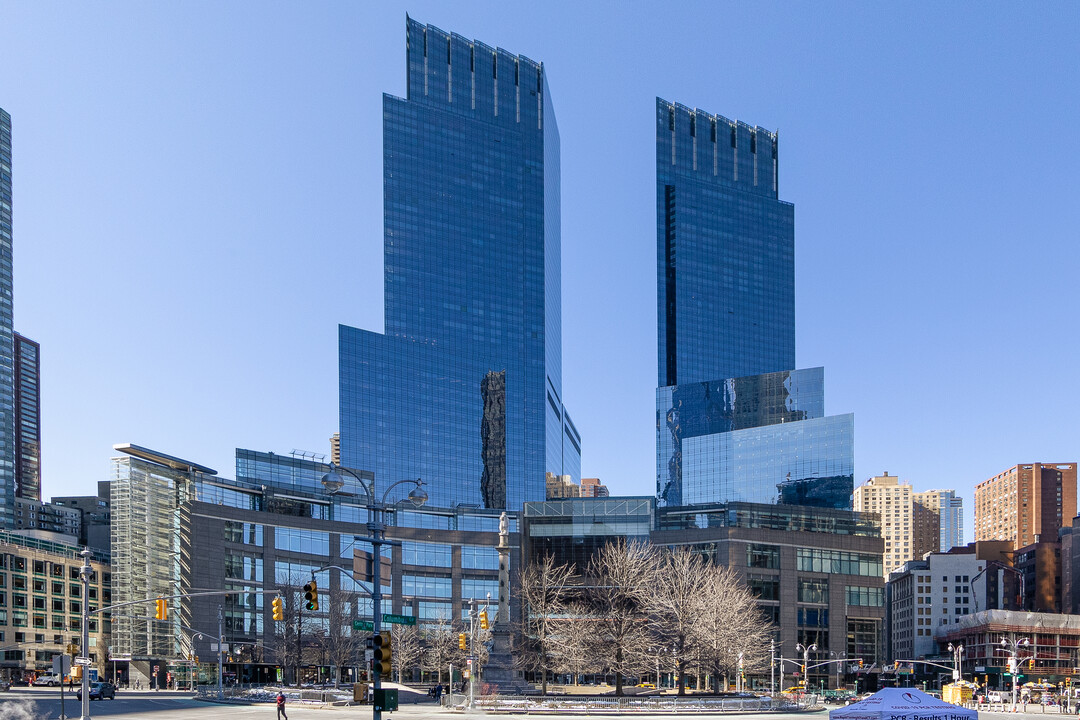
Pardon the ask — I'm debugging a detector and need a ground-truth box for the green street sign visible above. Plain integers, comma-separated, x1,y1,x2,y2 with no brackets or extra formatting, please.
382,613,416,626
353,620,374,631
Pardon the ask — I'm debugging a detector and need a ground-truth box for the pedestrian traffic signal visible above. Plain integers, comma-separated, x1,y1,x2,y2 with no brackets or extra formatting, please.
458,633,467,651
154,596,167,620
303,580,319,611
271,596,285,621
372,631,392,675
479,611,489,630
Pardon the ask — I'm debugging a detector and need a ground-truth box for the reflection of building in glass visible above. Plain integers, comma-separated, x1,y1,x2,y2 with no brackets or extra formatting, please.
654,100,852,508
580,477,609,498
339,18,578,512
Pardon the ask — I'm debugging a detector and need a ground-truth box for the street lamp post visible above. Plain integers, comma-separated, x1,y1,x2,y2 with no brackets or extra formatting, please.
1001,636,1030,707
77,548,93,720
947,643,964,683
831,651,846,691
795,643,817,691
321,463,427,720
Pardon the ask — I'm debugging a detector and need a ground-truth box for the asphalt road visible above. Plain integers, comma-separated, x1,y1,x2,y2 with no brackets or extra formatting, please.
1,690,1074,720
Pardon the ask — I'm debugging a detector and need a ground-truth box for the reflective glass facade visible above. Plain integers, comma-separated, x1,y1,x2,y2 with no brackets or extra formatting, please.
0,109,14,529
682,414,854,507
657,100,793,388
655,99,853,509
340,19,578,512
13,334,40,502
657,368,824,505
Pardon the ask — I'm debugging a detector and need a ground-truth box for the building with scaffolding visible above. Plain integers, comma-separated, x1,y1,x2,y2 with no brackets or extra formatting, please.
938,609,1080,689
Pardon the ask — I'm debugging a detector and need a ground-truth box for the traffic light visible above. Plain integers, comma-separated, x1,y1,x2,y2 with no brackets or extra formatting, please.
1029,658,1035,670
303,580,319,611
372,631,392,675
458,633,467,651
858,659,864,668
271,596,285,621
154,596,167,620
479,611,489,630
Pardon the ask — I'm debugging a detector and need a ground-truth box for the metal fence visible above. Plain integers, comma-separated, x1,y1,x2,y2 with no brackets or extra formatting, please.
469,694,810,714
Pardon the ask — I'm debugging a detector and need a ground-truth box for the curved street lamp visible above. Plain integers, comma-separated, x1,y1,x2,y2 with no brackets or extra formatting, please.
1000,636,1030,706
947,642,965,682
320,463,426,720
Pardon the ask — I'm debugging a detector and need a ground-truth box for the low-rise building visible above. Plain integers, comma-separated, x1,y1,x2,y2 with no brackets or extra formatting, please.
0,530,110,682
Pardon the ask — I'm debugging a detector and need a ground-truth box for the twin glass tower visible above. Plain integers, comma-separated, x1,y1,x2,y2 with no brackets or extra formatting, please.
655,100,854,509
339,19,852,512
339,18,579,511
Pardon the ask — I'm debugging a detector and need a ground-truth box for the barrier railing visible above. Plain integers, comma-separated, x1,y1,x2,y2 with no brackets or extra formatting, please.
469,694,810,714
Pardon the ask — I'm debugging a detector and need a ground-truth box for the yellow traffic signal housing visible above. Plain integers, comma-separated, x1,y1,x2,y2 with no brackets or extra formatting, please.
154,597,167,620
458,632,467,650
372,630,392,675
303,581,319,611
271,596,285,621
1029,658,1035,669
479,611,489,630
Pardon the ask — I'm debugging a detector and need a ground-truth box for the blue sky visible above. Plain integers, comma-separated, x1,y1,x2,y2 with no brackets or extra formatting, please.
3,2,1078,536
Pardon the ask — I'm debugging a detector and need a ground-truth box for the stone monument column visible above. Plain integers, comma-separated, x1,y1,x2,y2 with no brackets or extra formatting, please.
482,511,529,693
497,511,510,625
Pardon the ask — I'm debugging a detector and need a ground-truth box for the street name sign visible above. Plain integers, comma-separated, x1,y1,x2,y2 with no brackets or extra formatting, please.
382,613,416,625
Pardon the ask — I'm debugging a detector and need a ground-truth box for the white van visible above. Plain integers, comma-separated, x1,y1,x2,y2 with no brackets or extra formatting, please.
33,672,62,686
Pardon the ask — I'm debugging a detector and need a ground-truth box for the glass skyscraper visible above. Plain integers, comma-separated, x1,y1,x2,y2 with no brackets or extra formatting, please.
0,108,15,528
656,99,852,508
340,18,579,511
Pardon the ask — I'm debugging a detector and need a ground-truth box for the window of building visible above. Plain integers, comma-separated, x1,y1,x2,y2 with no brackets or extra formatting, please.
747,544,780,569
749,575,780,600
798,578,829,604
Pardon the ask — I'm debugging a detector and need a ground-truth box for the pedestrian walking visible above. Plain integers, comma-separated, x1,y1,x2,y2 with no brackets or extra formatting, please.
276,691,288,719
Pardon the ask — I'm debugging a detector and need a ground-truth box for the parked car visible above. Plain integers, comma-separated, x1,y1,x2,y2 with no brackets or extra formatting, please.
33,673,61,687
78,681,117,700
987,692,1004,703
0,678,11,691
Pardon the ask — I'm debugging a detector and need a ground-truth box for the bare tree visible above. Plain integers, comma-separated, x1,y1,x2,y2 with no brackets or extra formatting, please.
691,565,774,691
393,623,424,683
517,553,575,694
422,612,461,684
648,547,712,695
581,540,655,696
269,575,311,686
553,602,596,686
312,589,366,685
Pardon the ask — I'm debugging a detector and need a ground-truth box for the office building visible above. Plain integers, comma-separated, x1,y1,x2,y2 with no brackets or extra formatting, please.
339,18,579,512
522,497,884,689
974,463,1077,549
913,489,963,557
853,473,913,577
654,100,852,508
0,530,110,682
885,550,985,666
13,333,40,502
110,443,516,687
0,108,14,529
1013,539,1061,613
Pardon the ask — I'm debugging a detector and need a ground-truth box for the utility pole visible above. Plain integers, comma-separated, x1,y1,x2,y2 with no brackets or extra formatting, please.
295,601,302,688
217,605,224,698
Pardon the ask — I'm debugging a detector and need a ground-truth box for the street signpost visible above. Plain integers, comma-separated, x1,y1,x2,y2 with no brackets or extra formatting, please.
353,620,374,631
382,613,416,625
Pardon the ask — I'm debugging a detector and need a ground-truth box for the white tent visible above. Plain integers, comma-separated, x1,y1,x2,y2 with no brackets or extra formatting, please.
829,687,977,720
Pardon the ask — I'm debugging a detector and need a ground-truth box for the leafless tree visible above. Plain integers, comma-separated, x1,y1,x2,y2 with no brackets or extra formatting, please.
648,546,712,695
269,575,311,686
553,602,596,685
422,612,461,683
393,623,424,683
311,589,365,684
517,553,575,694
580,540,655,696
690,565,774,691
